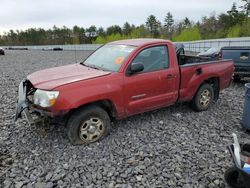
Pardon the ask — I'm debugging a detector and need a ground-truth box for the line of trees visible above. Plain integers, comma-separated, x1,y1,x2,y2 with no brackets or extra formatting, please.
0,0,249,46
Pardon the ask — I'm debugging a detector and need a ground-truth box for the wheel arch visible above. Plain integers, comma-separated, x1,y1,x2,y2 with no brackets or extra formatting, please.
194,77,220,101
204,77,220,101
66,99,118,122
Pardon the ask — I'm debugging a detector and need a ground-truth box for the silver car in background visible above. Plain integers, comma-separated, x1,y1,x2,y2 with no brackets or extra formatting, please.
197,47,220,60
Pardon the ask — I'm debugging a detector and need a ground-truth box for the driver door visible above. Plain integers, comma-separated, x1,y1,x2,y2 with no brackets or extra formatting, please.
123,45,179,116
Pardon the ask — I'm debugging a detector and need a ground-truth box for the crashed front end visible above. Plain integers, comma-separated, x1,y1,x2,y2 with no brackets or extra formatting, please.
15,80,60,127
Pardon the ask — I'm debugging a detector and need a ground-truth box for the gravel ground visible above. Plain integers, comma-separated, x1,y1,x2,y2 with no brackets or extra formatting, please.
0,50,250,188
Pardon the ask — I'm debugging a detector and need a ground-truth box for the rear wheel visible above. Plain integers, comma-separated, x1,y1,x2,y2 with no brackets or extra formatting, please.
191,83,214,111
67,105,111,145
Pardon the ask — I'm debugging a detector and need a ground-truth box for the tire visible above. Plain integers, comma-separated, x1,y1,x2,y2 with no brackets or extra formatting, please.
224,167,245,188
67,105,111,145
191,83,214,112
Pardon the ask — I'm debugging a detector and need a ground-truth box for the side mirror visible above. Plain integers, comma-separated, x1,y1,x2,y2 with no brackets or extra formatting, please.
129,63,144,74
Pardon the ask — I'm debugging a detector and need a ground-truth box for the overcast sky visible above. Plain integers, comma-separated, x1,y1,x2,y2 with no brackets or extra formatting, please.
0,0,244,34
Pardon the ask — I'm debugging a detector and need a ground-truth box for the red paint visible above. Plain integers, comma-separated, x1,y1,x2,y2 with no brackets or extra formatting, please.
27,64,111,90
27,39,234,119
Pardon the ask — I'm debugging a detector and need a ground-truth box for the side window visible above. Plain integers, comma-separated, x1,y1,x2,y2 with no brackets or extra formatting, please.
132,46,169,73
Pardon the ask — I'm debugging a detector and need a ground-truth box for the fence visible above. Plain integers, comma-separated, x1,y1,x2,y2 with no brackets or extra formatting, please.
5,44,102,51
4,37,250,52
179,37,250,52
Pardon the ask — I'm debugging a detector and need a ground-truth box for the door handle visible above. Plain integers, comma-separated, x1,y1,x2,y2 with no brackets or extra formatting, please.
166,74,175,79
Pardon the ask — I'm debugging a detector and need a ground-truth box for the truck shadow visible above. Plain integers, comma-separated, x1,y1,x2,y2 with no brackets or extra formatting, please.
111,102,192,132
39,102,192,145
233,78,250,86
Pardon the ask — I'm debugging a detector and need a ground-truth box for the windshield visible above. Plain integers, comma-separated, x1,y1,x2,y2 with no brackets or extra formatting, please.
83,44,136,72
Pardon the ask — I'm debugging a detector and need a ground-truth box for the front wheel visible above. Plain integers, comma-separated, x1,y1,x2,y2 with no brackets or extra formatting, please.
191,83,214,112
67,105,111,145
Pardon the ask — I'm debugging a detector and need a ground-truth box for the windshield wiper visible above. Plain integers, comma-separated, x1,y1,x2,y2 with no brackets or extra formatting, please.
80,62,88,67
80,62,103,70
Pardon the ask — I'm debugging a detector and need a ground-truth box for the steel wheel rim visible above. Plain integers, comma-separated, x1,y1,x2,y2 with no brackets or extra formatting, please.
79,117,104,142
199,89,211,107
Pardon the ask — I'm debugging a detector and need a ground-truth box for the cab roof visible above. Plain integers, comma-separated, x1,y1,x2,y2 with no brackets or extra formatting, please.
108,38,171,47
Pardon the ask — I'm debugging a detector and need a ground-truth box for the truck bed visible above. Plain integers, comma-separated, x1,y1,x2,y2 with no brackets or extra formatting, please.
178,59,234,102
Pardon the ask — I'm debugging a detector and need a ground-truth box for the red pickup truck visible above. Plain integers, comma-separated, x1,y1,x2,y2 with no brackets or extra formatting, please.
15,39,234,145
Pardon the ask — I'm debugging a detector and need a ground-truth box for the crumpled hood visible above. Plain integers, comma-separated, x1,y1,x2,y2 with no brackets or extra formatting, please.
27,63,111,90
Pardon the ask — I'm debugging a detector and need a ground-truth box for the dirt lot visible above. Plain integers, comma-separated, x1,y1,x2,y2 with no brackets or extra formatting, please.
0,50,250,188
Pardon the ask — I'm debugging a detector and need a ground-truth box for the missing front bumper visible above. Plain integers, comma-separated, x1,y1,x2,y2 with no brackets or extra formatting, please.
15,80,36,126
15,80,28,119
15,80,66,128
